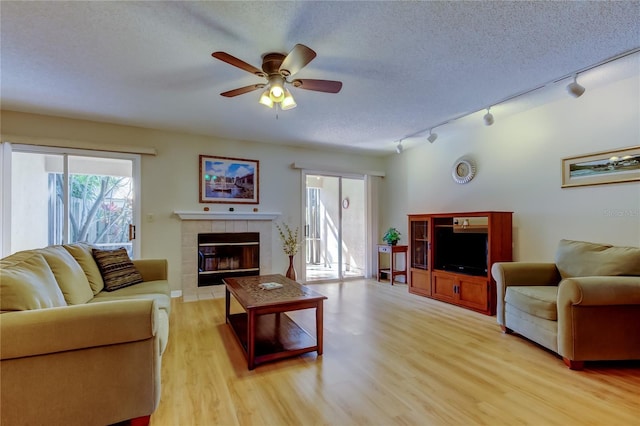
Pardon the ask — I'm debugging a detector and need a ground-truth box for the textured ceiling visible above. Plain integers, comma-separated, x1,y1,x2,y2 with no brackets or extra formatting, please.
1,1,639,155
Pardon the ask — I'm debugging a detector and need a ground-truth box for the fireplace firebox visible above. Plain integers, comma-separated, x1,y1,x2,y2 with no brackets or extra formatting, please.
198,232,259,286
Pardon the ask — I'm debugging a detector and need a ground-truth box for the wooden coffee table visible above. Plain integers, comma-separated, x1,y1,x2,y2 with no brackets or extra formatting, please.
223,274,328,370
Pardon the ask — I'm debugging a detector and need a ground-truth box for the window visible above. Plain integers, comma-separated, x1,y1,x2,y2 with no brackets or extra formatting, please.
1,144,140,257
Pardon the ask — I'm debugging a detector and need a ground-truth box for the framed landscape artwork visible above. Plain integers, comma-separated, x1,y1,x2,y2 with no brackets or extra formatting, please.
199,155,259,204
561,146,640,188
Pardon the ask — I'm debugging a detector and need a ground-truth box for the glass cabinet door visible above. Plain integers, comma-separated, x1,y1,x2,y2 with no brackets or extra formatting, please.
411,219,429,269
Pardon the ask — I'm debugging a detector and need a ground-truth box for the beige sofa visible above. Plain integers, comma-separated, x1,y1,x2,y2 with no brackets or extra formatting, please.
492,239,640,369
0,243,170,426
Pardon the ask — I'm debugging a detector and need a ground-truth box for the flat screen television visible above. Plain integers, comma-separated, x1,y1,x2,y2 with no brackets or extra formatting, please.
434,226,488,276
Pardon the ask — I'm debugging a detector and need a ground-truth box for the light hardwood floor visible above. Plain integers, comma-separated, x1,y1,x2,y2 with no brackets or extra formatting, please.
151,280,640,426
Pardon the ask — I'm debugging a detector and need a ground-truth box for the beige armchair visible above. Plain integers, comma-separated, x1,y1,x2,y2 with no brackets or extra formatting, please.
492,239,640,369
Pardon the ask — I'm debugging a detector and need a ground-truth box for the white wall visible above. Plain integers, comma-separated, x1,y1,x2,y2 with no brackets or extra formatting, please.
382,74,640,261
3,68,638,284
1,111,385,290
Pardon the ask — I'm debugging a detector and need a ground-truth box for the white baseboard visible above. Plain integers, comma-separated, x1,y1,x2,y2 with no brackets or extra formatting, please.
170,290,182,298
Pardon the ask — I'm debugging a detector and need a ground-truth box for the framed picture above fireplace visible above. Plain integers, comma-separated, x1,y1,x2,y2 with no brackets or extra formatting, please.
199,155,259,204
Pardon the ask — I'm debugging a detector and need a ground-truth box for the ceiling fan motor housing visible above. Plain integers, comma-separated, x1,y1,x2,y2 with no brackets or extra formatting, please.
262,53,288,77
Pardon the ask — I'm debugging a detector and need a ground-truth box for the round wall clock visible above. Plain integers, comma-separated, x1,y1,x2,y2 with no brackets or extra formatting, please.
452,158,477,184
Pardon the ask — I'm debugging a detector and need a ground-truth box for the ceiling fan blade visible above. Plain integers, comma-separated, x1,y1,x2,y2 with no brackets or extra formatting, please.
220,84,265,97
212,52,265,77
291,79,342,93
279,44,317,77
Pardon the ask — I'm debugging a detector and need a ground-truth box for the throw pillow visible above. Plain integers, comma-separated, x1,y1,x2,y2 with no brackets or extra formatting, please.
92,247,143,291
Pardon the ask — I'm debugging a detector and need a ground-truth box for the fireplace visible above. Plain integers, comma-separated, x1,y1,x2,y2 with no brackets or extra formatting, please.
198,232,260,286
176,211,277,301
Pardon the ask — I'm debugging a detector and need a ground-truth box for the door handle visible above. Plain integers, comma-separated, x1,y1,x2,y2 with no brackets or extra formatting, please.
129,224,136,241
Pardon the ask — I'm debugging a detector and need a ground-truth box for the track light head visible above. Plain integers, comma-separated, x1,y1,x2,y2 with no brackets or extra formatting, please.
484,108,494,126
396,140,404,154
427,130,438,143
567,75,586,98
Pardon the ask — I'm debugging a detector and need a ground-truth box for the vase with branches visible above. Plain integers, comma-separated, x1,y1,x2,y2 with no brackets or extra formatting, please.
275,222,303,280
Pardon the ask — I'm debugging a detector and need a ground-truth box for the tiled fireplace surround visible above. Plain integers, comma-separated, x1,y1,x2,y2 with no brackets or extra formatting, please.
179,213,277,301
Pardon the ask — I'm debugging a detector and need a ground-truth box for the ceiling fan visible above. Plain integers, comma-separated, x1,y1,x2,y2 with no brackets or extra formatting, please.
212,44,342,110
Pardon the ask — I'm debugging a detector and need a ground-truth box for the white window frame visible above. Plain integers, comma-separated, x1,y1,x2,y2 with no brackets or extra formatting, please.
1,143,141,257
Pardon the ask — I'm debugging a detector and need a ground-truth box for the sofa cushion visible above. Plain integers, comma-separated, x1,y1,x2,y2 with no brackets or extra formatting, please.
63,243,105,294
505,286,558,321
92,248,143,291
40,246,94,305
555,239,640,279
0,251,67,311
100,279,170,298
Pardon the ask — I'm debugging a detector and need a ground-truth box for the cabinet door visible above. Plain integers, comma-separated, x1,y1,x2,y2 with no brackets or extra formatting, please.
410,219,429,269
457,276,489,312
409,269,431,296
432,271,456,303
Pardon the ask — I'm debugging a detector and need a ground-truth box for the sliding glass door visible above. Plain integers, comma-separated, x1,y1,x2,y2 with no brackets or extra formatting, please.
4,145,140,257
305,173,366,282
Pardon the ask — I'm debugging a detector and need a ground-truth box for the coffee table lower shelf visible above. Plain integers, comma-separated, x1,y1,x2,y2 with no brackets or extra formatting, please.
227,312,318,367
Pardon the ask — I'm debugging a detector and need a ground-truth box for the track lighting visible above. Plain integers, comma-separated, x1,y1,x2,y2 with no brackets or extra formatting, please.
389,48,637,152
483,108,494,126
566,74,586,98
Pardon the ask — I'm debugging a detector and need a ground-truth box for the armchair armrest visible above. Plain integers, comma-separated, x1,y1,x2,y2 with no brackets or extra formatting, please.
1,299,158,360
557,276,640,362
558,276,640,306
492,262,561,288
133,258,168,281
492,262,561,326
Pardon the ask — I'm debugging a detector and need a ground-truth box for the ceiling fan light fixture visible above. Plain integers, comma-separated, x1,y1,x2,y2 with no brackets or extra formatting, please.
281,89,297,110
259,90,274,108
268,75,285,102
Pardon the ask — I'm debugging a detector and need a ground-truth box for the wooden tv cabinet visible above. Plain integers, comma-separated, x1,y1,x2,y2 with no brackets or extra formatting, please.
407,211,512,315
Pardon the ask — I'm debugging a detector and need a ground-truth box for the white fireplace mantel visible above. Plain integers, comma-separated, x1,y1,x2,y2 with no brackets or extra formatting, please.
174,210,281,221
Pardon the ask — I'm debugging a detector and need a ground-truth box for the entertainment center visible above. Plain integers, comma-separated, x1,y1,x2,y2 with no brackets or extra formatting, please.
408,211,512,315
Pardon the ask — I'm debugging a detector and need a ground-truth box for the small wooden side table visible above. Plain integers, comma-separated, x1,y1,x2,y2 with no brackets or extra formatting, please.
377,244,408,285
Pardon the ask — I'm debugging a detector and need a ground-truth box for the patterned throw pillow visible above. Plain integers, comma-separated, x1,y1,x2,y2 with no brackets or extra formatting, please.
92,247,143,291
